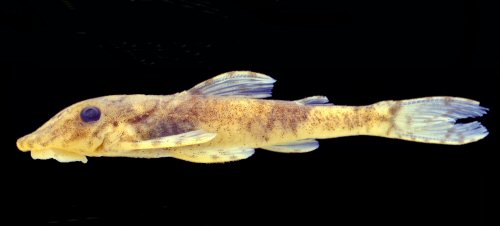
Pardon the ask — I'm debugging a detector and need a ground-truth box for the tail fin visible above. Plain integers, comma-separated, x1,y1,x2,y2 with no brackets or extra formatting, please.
390,97,488,145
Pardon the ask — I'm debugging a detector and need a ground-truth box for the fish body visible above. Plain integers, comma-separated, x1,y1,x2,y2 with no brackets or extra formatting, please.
16,71,489,163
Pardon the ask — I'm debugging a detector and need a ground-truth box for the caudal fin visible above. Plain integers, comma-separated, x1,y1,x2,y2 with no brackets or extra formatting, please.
391,97,488,145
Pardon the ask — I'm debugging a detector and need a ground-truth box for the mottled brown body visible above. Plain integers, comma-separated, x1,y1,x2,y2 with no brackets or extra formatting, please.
101,93,393,162
17,93,394,162
16,71,488,163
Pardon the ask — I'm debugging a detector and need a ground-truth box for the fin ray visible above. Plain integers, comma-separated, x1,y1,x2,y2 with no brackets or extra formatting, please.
188,71,276,98
110,130,217,151
392,97,488,145
262,139,319,153
169,148,255,163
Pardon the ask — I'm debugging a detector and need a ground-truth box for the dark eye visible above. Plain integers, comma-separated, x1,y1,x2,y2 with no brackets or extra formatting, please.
80,106,101,123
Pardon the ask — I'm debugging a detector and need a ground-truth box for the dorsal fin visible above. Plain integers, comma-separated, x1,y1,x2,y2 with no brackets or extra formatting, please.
295,96,333,106
188,71,276,98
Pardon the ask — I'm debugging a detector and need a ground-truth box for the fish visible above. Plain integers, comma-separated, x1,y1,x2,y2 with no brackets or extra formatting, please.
16,71,489,163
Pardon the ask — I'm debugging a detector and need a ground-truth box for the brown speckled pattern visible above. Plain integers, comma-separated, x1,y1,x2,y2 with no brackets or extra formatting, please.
156,95,313,145
16,93,394,161
305,102,392,139
17,91,487,163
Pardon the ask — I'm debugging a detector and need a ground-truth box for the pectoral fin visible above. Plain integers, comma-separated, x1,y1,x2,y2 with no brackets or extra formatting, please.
110,130,217,152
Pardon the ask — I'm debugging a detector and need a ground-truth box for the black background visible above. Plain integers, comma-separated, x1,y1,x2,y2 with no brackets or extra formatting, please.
4,0,498,225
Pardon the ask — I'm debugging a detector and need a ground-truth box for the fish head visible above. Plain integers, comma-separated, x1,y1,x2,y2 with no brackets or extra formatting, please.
16,95,158,163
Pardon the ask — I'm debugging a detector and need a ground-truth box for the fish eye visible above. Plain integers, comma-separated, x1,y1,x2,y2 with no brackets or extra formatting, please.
80,106,101,123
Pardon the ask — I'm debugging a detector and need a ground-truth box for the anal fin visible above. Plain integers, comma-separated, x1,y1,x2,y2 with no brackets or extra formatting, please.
262,139,319,153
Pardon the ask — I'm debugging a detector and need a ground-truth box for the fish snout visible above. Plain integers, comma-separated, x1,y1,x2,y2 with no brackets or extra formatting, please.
17,132,48,152
16,135,33,152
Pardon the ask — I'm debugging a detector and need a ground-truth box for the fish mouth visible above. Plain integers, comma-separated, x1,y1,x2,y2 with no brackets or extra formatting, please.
30,149,88,163
17,134,88,163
